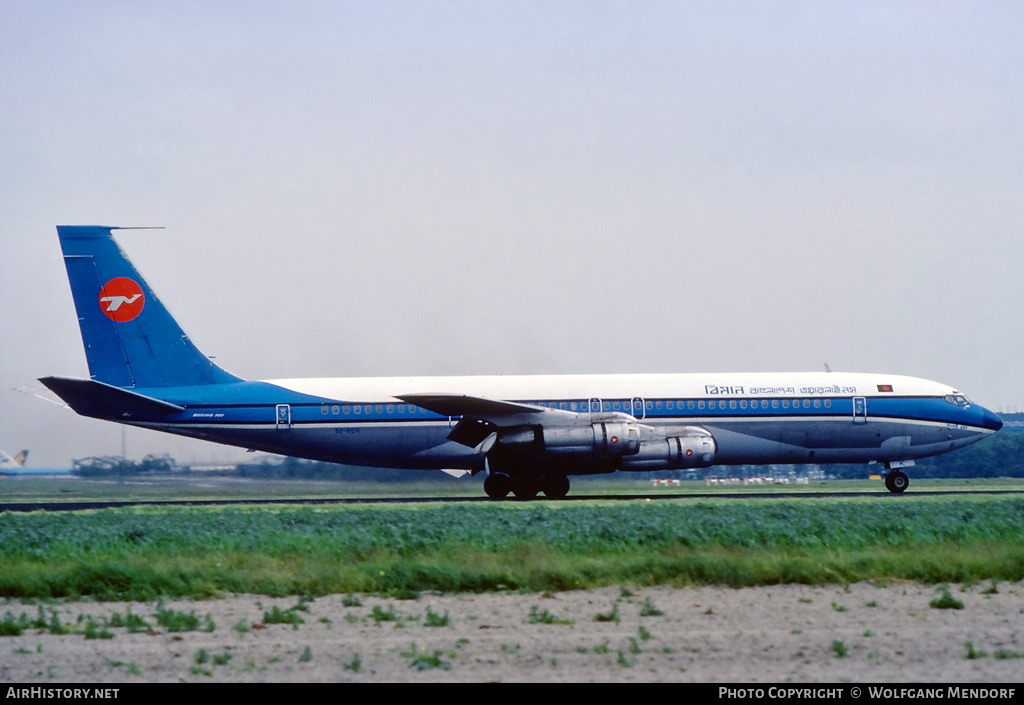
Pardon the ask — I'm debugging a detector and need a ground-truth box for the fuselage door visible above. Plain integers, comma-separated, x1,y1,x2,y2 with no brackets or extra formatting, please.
276,404,292,429
852,397,867,424
630,397,646,420
587,398,602,414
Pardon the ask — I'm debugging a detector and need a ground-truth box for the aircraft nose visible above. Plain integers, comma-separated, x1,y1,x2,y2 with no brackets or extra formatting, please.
980,407,1003,432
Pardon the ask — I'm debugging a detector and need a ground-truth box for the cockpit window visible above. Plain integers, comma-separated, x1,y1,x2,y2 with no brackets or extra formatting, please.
945,394,970,407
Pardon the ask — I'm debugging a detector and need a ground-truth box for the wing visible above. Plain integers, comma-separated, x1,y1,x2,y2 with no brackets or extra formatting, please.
396,393,552,419
398,392,579,451
397,392,635,454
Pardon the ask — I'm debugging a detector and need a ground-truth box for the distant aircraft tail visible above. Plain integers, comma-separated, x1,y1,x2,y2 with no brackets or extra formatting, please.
0,450,28,468
52,226,241,389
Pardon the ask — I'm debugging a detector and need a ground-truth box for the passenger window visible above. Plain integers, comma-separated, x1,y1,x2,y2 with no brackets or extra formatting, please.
824,399,831,408
782,400,790,408
342,405,350,414
729,400,737,409
803,400,810,408
321,405,328,415
698,400,705,409
387,405,394,413
813,399,820,408
688,401,695,410
740,400,747,409
771,400,779,409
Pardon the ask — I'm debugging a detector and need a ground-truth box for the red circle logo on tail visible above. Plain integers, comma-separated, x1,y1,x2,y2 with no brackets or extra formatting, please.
98,277,145,322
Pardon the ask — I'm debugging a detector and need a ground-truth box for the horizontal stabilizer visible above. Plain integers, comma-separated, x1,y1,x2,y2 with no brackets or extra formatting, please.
398,393,545,418
38,377,185,418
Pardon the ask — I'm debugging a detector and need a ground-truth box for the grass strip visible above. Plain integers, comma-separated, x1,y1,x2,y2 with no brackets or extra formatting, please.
1,540,1022,600
2,496,1023,599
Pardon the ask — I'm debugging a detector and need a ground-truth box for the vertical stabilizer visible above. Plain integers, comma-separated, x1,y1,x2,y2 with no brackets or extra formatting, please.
56,226,241,388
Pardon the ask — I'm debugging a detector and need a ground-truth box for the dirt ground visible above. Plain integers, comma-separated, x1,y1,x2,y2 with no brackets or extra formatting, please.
2,581,1022,683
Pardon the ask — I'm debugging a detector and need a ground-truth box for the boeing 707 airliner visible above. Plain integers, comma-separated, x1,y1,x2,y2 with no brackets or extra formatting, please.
41,226,1003,498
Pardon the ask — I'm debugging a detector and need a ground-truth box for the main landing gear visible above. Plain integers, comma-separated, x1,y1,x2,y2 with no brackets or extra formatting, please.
884,469,909,493
483,472,570,500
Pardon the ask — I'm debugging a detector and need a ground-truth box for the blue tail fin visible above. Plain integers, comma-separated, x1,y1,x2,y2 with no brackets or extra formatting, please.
56,226,242,388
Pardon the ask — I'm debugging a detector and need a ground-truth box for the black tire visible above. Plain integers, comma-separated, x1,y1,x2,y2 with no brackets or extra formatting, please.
884,472,895,492
541,474,570,499
889,470,909,493
510,475,541,499
484,473,511,499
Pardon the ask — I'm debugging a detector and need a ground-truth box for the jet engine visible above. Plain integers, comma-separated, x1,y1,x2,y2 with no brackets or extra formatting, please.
494,420,641,456
619,426,716,471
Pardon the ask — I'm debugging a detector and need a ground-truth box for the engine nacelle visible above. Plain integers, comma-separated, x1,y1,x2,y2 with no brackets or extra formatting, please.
619,427,716,471
534,421,641,456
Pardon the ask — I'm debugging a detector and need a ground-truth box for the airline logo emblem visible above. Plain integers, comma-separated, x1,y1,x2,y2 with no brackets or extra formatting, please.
98,277,145,322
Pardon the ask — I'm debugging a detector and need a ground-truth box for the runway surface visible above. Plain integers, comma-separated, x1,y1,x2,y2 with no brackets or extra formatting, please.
2,488,1022,513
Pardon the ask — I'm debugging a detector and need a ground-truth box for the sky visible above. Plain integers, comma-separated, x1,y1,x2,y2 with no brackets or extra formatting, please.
1,1,1022,468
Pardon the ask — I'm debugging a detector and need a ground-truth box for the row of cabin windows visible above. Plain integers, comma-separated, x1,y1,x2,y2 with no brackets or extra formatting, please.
536,399,834,411
319,398,834,416
321,404,427,416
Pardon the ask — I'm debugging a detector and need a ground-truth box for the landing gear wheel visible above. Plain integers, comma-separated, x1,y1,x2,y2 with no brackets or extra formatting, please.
889,470,909,493
541,474,570,499
886,470,909,494
484,473,511,499
510,475,541,500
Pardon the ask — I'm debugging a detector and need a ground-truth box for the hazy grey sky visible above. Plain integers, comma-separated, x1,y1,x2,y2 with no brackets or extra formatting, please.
2,1,1022,467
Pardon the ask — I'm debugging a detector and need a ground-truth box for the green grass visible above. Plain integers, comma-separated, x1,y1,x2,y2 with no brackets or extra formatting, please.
423,606,450,627
403,643,451,671
83,616,114,640
965,641,988,659
526,606,573,625
108,608,150,632
929,587,965,609
639,597,664,617
262,605,305,628
155,603,215,632
371,604,399,624
343,653,362,672
1,495,1023,599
